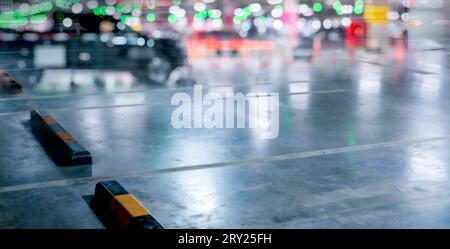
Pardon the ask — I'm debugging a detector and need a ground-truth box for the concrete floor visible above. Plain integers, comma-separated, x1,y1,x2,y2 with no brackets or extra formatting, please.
0,36,449,228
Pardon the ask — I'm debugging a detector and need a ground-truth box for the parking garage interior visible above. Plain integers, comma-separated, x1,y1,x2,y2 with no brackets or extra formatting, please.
0,0,449,229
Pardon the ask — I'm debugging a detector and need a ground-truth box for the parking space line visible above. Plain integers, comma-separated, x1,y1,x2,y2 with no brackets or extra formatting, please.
0,80,310,102
351,58,437,75
0,89,346,117
0,135,448,194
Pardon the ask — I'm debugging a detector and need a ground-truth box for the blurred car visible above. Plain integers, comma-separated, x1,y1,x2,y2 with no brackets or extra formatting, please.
293,37,313,60
189,30,244,56
0,12,185,84
317,26,346,43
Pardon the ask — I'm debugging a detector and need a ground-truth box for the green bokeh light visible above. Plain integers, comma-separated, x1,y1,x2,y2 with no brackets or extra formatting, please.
146,12,156,22
313,2,323,13
30,14,48,24
168,14,177,23
115,4,123,13
233,16,241,24
354,7,364,15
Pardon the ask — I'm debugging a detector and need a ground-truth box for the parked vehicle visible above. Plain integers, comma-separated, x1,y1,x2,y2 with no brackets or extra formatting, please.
0,12,185,84
293,37,313,61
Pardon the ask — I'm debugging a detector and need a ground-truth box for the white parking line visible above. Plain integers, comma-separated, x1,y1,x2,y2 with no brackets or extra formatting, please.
0,80,310,102
0,135,448,194
0,89,346,117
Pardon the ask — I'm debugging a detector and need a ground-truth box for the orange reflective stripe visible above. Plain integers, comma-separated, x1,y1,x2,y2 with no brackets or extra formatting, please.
0,76,13,82
42,116,57,125
56,131,75,143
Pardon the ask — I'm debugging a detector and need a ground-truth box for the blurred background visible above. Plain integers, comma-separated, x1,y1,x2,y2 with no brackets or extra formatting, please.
0,0,448,93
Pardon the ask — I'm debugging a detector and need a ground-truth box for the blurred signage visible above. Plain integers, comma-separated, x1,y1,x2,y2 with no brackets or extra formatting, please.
363,5,390,24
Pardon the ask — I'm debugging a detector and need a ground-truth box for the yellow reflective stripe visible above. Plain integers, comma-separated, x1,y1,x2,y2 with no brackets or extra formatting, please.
113,194,150,218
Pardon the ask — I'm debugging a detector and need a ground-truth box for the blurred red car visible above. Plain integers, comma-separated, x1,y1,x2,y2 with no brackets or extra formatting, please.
189,30,244,56
187,29,276,59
